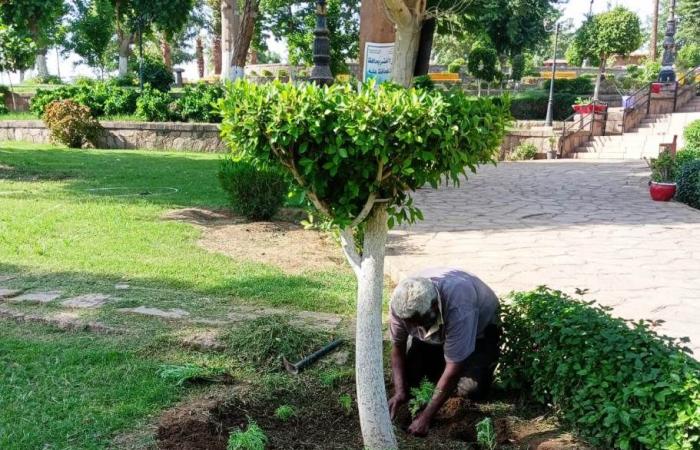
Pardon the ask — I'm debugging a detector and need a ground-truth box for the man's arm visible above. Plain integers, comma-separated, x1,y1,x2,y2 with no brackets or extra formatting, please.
407,361,465,436
388,341,408,419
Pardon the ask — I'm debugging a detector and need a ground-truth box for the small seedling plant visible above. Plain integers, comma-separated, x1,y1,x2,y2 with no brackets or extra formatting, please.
227,420,267,450
408,379,436,418
156,364,228,386
476,417,497,450
338,393,353,415
274,405,295,422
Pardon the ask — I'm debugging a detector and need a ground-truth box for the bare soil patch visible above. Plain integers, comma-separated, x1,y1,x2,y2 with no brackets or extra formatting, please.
163,208,346,275
156,388,586,450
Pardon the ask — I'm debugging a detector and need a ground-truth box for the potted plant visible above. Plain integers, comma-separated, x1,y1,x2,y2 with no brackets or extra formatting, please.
572,96,608,114
646,150,677,201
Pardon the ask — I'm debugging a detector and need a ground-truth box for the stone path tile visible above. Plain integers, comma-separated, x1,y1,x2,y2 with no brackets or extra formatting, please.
61,294,111,309
0,288,23,299
385,161,700,357
118,306,190,319
11,290,63,304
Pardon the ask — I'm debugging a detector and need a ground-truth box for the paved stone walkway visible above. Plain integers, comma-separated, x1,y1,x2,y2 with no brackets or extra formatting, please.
385,161,700,355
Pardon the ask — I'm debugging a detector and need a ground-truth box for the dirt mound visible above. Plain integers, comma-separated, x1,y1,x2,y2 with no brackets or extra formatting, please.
163,208,346,275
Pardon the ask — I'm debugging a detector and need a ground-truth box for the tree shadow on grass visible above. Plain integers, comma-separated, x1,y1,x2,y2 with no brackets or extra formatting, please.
0,144,229,209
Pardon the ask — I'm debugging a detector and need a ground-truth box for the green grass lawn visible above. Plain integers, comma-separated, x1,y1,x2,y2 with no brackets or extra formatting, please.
0,141,358,449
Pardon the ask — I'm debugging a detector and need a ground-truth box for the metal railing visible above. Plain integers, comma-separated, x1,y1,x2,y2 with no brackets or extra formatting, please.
555,100,606,157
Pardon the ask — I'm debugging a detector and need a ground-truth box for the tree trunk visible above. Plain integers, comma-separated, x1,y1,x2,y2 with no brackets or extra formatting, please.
359,0,395,81
230,0,257,81
118,35,131,77
352,204,397,450
162,38,173,69
593,56,606,101
651,0,660,61
221,0,235,80
392,25,421,87
213,36,222,75
414,17,435,76
35,49,49,78
196,37,205,78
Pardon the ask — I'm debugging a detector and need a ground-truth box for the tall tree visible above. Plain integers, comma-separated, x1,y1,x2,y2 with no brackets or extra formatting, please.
0,24,35,108
679,0,700,45
571,7,642,100
68,0,116,78
110,0,195,76
651,0,660,60
0,0,67,78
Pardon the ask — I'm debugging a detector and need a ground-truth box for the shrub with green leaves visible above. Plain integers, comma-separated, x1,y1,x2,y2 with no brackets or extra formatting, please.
675,160,700,210
476,417,496,450
227,421,267,450
42,100,101,148
447,58,465,74
219,80,510,228
175,82,224,123
542,78,594,95
157,364,228,386
412,75,435,91
218,159,288,220
684,119,700,152
408,378,435,418
510,91,578,121
508,143,538,161
135,85,174,122
0,89,7,115
131,56,174,92
676,147,700,171
500,287,700,449
31,82,139,118
31,86,80,116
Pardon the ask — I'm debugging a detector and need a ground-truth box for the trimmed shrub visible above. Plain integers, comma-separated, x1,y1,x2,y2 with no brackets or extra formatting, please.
447,58,465,74
175,82,224,123
218,159,288,220
684,119,700,151
510,91,578,121
31,86,80,116
135,85,174,122
675,147,700,171
500,287,700,450
412,75,435,91
131,56,174,92
110,73,137,87
542,78,593,95
0,86,8,114
261,69,273,77
31,83,138,118
42,100,101,148
676,160,700,209
507,142,538,161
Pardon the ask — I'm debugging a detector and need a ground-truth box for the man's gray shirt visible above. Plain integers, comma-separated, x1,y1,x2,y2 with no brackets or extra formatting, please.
389,268,500,363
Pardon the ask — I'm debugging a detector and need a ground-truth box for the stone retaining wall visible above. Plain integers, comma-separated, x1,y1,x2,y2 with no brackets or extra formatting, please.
0,120,226,152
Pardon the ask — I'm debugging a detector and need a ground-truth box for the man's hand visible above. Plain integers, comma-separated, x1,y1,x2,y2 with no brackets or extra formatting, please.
388,392,408,420
407,412,431,437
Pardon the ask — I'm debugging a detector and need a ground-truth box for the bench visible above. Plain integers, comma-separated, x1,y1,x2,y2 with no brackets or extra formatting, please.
659,135,678,156
539,71,578,80
428,72,461,83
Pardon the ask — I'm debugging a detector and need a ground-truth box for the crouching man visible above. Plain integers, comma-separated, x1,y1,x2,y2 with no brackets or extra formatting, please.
387,268,501,437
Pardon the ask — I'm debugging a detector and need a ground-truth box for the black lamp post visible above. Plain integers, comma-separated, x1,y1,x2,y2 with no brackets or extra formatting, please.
310,0,334,85
545,22,561,127
658,0,677,83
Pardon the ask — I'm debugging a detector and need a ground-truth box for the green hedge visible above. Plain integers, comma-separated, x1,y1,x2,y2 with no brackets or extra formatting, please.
510,91,577,121
684,119,700,151
501,288,700,449
542,78,594,95
676,159,700,209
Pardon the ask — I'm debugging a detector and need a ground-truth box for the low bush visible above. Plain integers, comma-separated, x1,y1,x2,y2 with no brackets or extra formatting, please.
277,69,288,78
274,405,295,421
675,147,700,171
684,119,700,151
175,82,224,123
131,56,174,92
412,75,435,91
448,58,465,74
542,77,593,95
261,69,273,77
507,142,538,161
110,73,137,87
500,287,700,449
676,159,700,209
25,75,63,85
135,85,174,122
0,87,7,115
31,86,79,116
31,82,139,117
510,91,578,121
218,159,288,221
42,100,101,148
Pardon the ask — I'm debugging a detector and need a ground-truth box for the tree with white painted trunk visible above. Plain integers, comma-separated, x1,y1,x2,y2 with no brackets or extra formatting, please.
220,0,258,81
219,81,510,449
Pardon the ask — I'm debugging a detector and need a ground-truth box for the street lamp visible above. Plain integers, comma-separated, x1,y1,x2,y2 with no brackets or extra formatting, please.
658,0,677,82
545,22,561,127
310,0,334,86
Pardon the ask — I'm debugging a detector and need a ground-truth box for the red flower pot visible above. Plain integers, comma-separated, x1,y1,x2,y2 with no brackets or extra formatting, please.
649,182,676,201
593,104,608,113
651,83,662,94
572,104,593,114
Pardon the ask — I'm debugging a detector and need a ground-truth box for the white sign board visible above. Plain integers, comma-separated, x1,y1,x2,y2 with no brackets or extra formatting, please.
363,42,394,84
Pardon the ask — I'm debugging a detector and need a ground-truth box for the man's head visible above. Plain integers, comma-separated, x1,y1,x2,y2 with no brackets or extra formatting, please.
391,277,439,329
